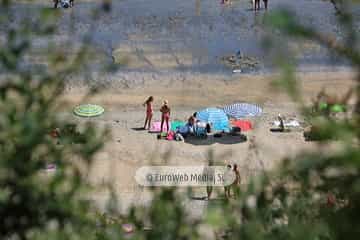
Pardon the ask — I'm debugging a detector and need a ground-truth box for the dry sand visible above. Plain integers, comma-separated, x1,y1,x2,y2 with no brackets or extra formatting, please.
58,70,357,215
6,0,360,231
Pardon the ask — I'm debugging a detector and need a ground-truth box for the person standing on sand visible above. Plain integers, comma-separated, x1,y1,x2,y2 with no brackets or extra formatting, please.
143,96,154,130
224,164,232,199
253,0,260,11
160,100,171,133
231,164,241,197
206,158,215,200
263,0,268,10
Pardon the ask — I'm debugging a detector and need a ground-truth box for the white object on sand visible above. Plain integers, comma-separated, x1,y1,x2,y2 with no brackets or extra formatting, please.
232,69,242,73
273,120,300,127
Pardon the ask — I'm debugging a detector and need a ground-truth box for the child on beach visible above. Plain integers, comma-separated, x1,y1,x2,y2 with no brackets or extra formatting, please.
160,100,171,132
143,96,154,130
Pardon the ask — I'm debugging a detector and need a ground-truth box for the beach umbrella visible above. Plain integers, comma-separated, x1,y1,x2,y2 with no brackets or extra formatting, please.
223,103,262,119
197,108,229,131
73,104,105,117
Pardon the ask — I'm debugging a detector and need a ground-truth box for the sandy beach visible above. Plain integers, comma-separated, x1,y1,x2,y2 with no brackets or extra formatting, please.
8,0,359,217
3,0,360,239
58,70,357,215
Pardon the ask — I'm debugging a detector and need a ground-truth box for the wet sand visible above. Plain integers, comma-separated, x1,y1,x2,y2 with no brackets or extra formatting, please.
11,0,360,76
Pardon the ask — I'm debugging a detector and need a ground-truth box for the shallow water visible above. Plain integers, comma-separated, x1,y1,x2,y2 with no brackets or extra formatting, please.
7,0,360,76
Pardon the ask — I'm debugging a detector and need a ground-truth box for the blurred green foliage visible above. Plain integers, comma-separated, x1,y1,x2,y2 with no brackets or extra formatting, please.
0,1,109,239
0,0,359,240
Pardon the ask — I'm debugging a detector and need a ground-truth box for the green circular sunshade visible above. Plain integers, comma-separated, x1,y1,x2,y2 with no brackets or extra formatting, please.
73,104,104,117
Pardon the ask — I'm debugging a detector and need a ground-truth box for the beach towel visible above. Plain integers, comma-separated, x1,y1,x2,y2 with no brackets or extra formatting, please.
149,121,170,133
178,125,190,134
273,120,300,128
171,121,186,131
231,120,253,131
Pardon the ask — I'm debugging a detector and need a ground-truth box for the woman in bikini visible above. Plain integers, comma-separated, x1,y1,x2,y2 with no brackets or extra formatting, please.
160,100,171,133
143,96,154,130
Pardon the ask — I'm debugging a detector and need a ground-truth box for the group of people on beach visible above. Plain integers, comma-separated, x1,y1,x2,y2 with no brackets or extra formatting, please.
143,96,241,199
143,96,212,138
206,163,241,200
143,96,171,132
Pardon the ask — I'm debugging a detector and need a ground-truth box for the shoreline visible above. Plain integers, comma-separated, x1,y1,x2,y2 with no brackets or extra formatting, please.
61,69,357,108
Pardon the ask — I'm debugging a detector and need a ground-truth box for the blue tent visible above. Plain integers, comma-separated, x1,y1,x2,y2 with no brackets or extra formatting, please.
223,103,262,119
197,108,229,132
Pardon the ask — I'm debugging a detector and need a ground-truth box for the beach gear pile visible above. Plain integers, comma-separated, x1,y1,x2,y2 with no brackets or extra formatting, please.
71,102,263,143
220,52,259,72
155,103,262,142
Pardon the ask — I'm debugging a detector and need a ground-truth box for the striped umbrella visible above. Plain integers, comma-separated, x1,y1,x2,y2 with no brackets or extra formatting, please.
197,108,229,131
73,104,105,117
223,103,262,119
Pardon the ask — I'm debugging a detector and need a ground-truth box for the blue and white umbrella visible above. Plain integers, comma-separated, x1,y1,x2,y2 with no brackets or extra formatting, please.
197,108,229,131
223,103,262,119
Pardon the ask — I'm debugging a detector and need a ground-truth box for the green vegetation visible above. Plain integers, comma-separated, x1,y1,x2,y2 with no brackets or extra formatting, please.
0,1,107,239
0,0,359,239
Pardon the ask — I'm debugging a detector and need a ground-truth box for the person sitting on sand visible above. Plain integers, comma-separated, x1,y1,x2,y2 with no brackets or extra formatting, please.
187,115,196,134
195,121,210,131
193,112,198,121
278,114,285,132
160,100,171,133
143,96,154,130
